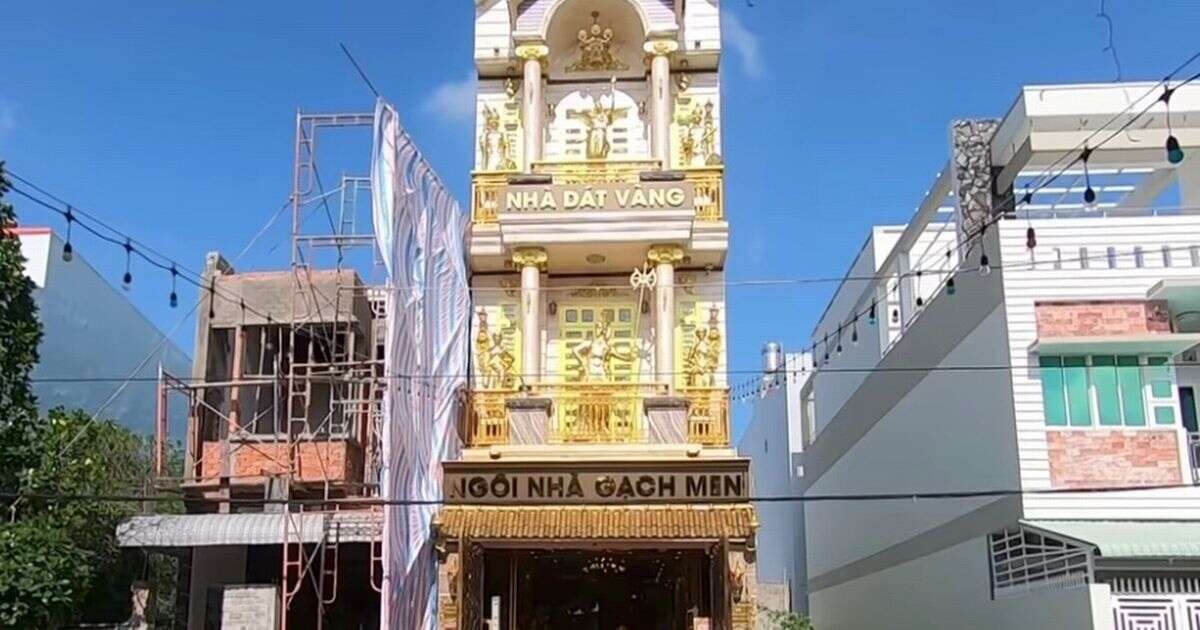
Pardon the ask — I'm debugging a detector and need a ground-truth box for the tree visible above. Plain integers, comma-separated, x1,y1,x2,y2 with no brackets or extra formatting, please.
0,160,45,500
0,408,169,627
761,607,816,630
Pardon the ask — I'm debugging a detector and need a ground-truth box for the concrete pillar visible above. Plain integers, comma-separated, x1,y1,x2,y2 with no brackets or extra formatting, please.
515,43,549,171
512,247,547,385
644,39,679,167
648,245,685,389
1180,160,1200,209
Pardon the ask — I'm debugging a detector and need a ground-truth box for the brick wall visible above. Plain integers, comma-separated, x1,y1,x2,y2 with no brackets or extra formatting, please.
1035,300,1172,338
1046,430,1182,489
198,440,362,483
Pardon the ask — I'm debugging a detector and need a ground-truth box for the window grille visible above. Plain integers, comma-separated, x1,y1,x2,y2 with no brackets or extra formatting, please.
1162,245,1173,268
989,526,1094,599
1134,246,1145,268
1107,247,1118,269
1080,247,1089,269
1103,574,1200,594
1190,245,1200,267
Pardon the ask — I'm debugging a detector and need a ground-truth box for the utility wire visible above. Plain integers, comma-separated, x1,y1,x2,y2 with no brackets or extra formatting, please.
5,481,1200,507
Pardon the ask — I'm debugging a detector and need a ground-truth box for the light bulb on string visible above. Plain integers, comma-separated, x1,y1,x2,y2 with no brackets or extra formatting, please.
61,207,74,262
1081,147,1098,210
835,327,843,355
979,252,991,277
851,318,859,346
868,301,877,326
168,266,179,308
121,239,133,291
947,275,956,295
207,281,216,320
1162,86,1185,165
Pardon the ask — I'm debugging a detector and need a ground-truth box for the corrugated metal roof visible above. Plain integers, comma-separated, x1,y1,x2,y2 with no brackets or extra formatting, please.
1023,520,1200,558
118,511,382,548
436,504,757,540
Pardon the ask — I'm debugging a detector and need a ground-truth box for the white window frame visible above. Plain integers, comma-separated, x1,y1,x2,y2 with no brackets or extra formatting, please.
1040,353,1181,430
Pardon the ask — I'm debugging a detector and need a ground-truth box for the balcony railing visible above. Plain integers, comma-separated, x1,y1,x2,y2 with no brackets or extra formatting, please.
461,383,731,447
470,161,724,223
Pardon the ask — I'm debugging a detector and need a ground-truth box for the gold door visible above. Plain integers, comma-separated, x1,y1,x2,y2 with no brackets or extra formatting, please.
555,303,641,442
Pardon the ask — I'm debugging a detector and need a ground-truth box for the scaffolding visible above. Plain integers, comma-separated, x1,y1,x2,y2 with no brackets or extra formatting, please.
152,110,387,628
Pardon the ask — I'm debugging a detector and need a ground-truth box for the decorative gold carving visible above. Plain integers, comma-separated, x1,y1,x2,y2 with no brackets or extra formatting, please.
572,311,638,383
533,159,660,184
569,287,622,298
683,386,730,446
676,72,692,92
683,306,721,387
684,166,725,221
647,244,685,265
567,94,629,160
514,43,549,61
504,77,518,100
479,105,518,171
474,310,517,390
465,388,513,445
679,99,722,167
567,12,628,73
510,246,548,270
643,39,680,57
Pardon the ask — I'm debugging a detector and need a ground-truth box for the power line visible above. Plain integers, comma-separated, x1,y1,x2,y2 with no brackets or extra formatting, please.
4,481,1199,507
339,42,382,100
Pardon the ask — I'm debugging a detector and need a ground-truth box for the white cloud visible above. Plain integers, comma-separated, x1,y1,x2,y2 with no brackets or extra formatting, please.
724,11,764,79
421,73,476,124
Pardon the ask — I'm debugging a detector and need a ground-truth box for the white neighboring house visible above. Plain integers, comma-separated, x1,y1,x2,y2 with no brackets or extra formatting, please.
738,346,813,617
14,226,190,433
804,82,1200,630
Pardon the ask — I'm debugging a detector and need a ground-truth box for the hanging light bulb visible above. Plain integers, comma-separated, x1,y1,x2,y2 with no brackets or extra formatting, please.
851,319,859,346
979,252,992,277
867,301,877,326
168,266,179,308
121,239,133,291
1026,226,1037,250
946,275,956,295
207,281,216,319
835,327,843,355
1162,86,1185,165
1166,135,1185,165
1081,146,1097,210
891,308,899,324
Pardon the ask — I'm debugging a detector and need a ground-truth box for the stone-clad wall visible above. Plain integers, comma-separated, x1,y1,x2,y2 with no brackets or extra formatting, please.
1035,299,1172,338
1046,430,1182,489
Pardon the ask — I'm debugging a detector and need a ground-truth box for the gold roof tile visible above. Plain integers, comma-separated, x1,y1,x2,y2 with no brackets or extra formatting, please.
435,504,756,540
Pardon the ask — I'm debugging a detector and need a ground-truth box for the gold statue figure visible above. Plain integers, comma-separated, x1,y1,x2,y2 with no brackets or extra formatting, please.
683,306,722,387
678,99,721,167
478,105,516,171
566,11,628,73
567,93,628,160
572,312,635,382
475,309,517,389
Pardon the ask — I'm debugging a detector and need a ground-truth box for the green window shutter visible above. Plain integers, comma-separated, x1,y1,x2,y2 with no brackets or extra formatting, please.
1116,355,1146,426
1063,356,1092,426
1147,356,1173,398
1039,356,1068,426
1091,356,1122,426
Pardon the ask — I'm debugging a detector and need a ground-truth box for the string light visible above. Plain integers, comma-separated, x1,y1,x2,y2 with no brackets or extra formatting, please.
1162,85,1185,165
168,266,178,308
61,207,74,262
835,326,843,355
1026,226,1037,250
851,317,859,346
946,275,956,295
121,239,133,291
867,301,877,326
1081,146,1098,209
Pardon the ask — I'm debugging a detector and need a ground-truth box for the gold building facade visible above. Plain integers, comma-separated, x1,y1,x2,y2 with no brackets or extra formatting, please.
437,1,754,628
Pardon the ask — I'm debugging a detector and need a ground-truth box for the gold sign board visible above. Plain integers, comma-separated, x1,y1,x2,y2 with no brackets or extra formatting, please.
500,181,695,214
443,461,749,505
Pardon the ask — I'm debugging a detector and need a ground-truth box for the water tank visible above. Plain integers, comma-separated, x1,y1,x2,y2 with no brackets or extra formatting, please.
762,342,783,374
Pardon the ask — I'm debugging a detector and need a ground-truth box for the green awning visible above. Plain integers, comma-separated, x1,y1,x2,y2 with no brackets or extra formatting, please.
1023,520,1200,558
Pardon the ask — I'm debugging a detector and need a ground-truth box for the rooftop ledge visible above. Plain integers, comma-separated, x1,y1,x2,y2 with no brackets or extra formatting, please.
1031,332,1200,355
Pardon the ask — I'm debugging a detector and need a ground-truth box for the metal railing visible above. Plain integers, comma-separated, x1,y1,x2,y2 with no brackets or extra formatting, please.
461,383,731,447
470,161,724,223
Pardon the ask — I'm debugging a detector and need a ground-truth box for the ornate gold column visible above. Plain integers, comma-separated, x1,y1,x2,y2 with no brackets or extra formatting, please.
512,247,547,384
648,244,685,390
644,39,679,167
515,43,549,171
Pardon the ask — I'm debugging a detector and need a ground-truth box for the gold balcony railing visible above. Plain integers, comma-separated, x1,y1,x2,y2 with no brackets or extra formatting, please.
545,382,667,444
461,383,732,447
470,160,724,223
681,386,731,446
464,388,516,446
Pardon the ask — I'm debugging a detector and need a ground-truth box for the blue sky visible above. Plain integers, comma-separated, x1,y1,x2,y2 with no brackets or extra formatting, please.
4,1,1200,436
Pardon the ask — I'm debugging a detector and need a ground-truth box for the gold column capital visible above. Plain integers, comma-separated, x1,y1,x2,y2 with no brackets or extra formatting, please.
643,39,680,57
647,244,685,265
511,247,548,270
515,43,550,61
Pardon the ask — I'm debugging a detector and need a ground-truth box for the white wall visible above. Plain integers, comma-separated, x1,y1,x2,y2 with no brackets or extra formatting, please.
998,216,1200,518
805,301,1019,580
809,537,1113,630
22,231,190,434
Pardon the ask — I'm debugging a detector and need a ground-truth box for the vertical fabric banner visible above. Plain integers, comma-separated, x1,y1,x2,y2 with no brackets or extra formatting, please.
373,99,469,630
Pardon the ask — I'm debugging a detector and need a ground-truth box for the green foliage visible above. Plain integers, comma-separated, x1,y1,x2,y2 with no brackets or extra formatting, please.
761,607,816,630
0,408,175,627
0,161,46,498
